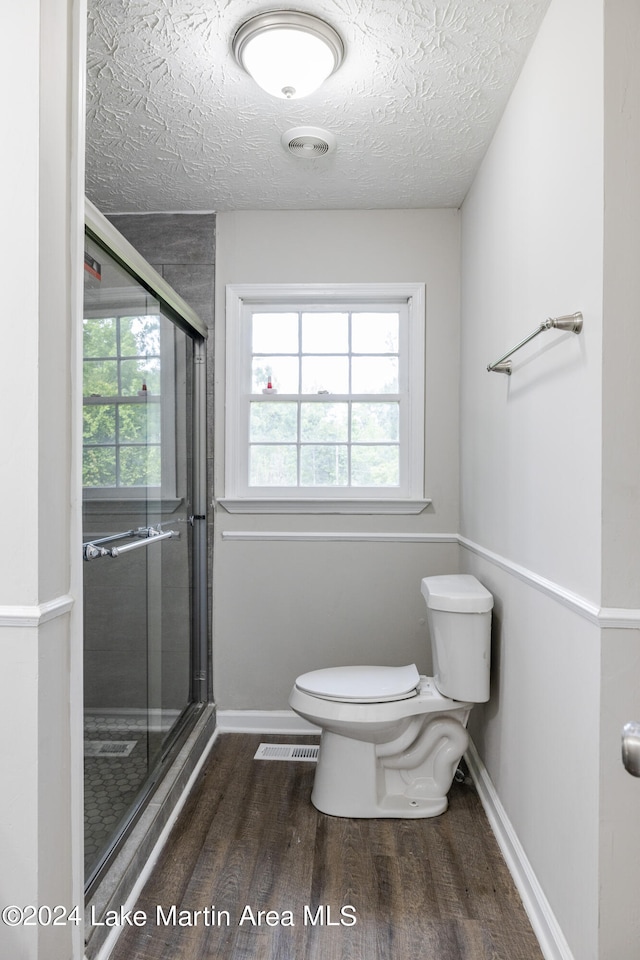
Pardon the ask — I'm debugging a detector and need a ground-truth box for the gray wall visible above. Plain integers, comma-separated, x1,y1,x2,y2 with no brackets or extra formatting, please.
213,209,462,710
107,209,464,720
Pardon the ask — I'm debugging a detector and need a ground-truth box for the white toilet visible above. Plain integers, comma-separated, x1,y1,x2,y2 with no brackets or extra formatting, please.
289,574,493,818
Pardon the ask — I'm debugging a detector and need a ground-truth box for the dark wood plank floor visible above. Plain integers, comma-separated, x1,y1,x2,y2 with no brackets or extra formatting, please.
106,733,544,960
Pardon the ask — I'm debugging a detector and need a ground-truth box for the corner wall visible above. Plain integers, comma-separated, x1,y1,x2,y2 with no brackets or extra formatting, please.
460,0,604,956
0,0,85,957
213,210,461,709
597,1,640,955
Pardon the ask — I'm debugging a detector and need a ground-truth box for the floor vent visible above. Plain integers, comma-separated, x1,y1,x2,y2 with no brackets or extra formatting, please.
85,740,137,758
254,743,319,762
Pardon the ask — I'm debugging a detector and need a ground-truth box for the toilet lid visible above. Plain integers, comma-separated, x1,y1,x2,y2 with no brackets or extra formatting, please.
295,664,420,703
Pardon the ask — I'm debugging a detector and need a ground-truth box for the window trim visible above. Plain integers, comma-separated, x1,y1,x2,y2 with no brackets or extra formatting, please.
223,282,428,513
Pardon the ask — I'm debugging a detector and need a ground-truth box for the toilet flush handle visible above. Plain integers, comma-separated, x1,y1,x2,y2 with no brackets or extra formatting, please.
622,722,640,777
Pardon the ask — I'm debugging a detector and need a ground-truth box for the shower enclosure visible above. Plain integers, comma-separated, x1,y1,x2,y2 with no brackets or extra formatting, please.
82,204,207,890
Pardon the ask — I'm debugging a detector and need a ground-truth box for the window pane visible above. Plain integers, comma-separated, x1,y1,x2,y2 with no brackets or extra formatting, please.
301,403,348,442
351,445,400,486
83,404,116,444
351,357,398,393
301,313,348,353
351,403,399,442
252,313,298,353
252,356,299,394
83,447,116,487
250,402,298,442
120,445,162,486
301,445,348,486
352,312,399,353
301,356,349,393
120,315,161,356
250,445,298,485
84,359,118,396
119,403,161,443
120,357,161,396
83,317,117,358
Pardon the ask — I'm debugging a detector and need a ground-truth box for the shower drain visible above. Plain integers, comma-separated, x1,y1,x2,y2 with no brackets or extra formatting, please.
254,743,319,762
84,740,137,757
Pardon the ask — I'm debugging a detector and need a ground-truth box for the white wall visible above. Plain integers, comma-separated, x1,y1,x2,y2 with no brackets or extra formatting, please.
460,0,604,600
460,0,604,956
597,2,640,956
0,1,85,958
213,209,462,709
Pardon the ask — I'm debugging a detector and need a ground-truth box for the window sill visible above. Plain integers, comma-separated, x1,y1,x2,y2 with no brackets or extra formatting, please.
217,498,432,515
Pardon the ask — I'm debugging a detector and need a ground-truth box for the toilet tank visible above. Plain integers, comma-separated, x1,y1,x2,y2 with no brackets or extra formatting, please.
421,575,493,703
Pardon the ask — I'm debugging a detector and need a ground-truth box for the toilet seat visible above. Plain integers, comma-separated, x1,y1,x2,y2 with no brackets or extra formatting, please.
295,664,420,703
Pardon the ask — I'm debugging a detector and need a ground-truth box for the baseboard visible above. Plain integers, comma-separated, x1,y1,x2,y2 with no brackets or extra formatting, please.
465,741,575,960
216,709,320,735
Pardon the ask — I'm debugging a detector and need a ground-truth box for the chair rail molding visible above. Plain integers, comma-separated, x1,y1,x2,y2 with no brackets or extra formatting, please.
459,536,640,629
221,530,457,543
0,594,75,628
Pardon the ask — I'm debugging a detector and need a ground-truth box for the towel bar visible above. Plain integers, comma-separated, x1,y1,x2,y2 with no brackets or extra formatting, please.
487,312,583,375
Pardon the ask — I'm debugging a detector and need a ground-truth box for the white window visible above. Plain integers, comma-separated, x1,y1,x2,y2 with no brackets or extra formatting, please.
223,283,428,514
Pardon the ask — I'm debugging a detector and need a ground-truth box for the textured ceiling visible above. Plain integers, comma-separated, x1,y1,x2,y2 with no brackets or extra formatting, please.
86,0,551,213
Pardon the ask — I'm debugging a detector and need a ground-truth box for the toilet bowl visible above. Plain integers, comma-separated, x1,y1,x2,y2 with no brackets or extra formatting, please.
288,574,493,819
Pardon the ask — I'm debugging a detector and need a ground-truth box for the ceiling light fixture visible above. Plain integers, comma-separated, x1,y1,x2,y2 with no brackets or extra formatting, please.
232,11,344,100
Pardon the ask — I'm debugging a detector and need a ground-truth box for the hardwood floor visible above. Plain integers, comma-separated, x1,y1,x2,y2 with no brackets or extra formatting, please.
105,733,544,960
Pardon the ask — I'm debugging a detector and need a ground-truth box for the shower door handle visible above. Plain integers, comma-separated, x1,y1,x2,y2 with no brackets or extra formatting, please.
622,722,640,777
83,528,179,560
110,529,179,556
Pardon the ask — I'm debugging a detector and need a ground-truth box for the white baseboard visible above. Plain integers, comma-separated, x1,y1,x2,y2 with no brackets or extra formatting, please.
216,709,320,735
465,741,575,960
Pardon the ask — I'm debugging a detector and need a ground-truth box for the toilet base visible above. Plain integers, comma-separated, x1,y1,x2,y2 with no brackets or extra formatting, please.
312,783,448,819
310,714,468,819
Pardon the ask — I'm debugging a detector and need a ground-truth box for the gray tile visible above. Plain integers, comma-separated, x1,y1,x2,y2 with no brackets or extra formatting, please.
108,214,215,265
161,262,214,326
84,649,147,708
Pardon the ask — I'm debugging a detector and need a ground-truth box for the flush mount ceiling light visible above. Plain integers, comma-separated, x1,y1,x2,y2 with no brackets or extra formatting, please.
232,11,344,100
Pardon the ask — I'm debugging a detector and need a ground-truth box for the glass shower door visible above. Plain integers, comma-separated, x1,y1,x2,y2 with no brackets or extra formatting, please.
82,232,203,885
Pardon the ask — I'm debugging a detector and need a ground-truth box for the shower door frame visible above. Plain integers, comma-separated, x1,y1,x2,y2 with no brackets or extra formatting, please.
83,199,209,892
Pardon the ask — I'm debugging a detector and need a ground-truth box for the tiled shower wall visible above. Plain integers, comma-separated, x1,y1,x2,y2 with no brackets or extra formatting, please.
107,212,216,696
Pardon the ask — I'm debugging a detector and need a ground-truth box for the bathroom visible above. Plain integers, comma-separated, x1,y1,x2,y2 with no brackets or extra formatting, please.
2,1,640,959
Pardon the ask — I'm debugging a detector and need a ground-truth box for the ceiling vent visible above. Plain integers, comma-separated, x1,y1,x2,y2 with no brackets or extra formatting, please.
281,126,336,159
